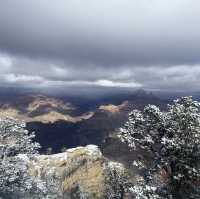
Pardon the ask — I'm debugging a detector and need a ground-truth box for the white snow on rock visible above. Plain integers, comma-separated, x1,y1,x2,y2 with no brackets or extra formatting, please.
85,145,102,157
66,145,102,157
46,151,68,161
23,145,102,163
67,146,84,153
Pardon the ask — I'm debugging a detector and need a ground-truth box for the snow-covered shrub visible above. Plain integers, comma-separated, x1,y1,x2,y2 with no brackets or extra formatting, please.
105,162,131,199
0,117,41,197
119,97,200,198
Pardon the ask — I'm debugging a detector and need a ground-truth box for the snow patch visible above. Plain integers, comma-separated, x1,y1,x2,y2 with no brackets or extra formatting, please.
85,145,102,157
67,146,84,153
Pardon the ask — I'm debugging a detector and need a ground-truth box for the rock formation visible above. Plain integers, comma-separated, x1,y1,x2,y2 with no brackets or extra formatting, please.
16,145,131,199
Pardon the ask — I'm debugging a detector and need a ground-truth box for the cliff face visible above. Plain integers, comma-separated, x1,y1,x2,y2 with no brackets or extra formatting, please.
17,145,130,199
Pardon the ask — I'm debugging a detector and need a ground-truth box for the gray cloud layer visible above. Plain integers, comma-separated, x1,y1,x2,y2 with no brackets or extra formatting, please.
0,0,200,90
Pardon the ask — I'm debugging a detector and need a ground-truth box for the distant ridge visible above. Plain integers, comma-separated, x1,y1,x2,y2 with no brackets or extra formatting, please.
0,94,94,123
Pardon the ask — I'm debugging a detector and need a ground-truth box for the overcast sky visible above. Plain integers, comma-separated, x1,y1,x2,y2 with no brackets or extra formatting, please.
0,0,200,91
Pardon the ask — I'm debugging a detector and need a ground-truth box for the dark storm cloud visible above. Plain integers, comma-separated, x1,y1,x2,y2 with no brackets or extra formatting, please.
0,0,200,90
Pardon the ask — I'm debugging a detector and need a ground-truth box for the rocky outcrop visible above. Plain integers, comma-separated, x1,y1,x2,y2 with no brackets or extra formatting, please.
99,101,129,114
17,145,131,199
